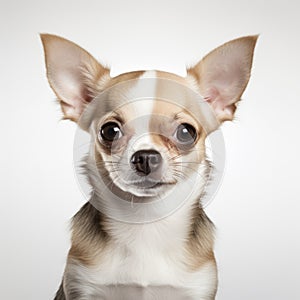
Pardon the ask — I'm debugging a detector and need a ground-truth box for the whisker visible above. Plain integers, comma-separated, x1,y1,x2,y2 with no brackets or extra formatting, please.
173,165,208,182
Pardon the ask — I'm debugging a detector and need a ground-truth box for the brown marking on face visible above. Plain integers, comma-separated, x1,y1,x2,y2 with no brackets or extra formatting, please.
89,70,148,132
155,70,190,86
150,105,206,163
102,70,145,91
151,133,180,157
149,70,202,149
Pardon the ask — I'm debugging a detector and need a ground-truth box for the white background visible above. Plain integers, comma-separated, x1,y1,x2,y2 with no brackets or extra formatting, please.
1,0,300,299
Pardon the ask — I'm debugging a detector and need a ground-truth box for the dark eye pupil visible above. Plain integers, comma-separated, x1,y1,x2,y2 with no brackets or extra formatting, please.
176,123,197,143
100,122,121,142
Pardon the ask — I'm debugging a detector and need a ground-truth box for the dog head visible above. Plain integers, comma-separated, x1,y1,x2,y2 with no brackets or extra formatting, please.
41,34,257,201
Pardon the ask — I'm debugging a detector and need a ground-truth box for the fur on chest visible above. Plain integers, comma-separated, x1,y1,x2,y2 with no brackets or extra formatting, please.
64,200,217,299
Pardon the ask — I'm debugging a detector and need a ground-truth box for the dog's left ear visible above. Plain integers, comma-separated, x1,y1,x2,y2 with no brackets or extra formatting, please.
40,34,110,122
187,36,258,122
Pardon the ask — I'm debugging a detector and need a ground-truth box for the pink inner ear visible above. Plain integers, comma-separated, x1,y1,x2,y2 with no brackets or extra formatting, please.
61,97,85,120
54,66,86,100
203,87,219,103
197,62,247,120
203,86,236,120
202,60,245,105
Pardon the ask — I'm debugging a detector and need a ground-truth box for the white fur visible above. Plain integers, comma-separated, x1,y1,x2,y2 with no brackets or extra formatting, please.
129,70,156,119
126,70,156,150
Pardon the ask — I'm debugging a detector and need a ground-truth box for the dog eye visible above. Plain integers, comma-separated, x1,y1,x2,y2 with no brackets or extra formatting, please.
99,122,123,142
175,123,197,145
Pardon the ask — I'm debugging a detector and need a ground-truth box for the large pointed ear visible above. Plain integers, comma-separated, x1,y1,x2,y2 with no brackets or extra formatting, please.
40,34,110,122
187,36,258,122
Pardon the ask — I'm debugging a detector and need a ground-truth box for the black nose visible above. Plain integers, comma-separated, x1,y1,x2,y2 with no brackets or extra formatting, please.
130,150,162,176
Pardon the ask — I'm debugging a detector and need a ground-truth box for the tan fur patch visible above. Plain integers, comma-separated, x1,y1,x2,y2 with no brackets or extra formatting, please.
69,202,110,266
184,204,216,271
103,70,145,91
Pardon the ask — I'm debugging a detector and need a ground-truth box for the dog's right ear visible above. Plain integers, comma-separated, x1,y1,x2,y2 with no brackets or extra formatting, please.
40,34,110,122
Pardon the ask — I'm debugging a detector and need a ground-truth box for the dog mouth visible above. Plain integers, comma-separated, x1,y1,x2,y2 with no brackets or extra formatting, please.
129,179,175,190
124,179,176,198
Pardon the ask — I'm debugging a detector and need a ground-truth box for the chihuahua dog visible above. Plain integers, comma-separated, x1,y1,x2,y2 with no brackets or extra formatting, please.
41,34,257,300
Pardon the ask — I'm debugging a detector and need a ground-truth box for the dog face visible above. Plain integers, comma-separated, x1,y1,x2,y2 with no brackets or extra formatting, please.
92,82,207,198
41,34,257,200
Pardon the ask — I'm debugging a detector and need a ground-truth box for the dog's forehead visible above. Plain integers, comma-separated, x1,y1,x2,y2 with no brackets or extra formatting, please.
80,70,219,133
112,70,157,120
108,70,197,119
